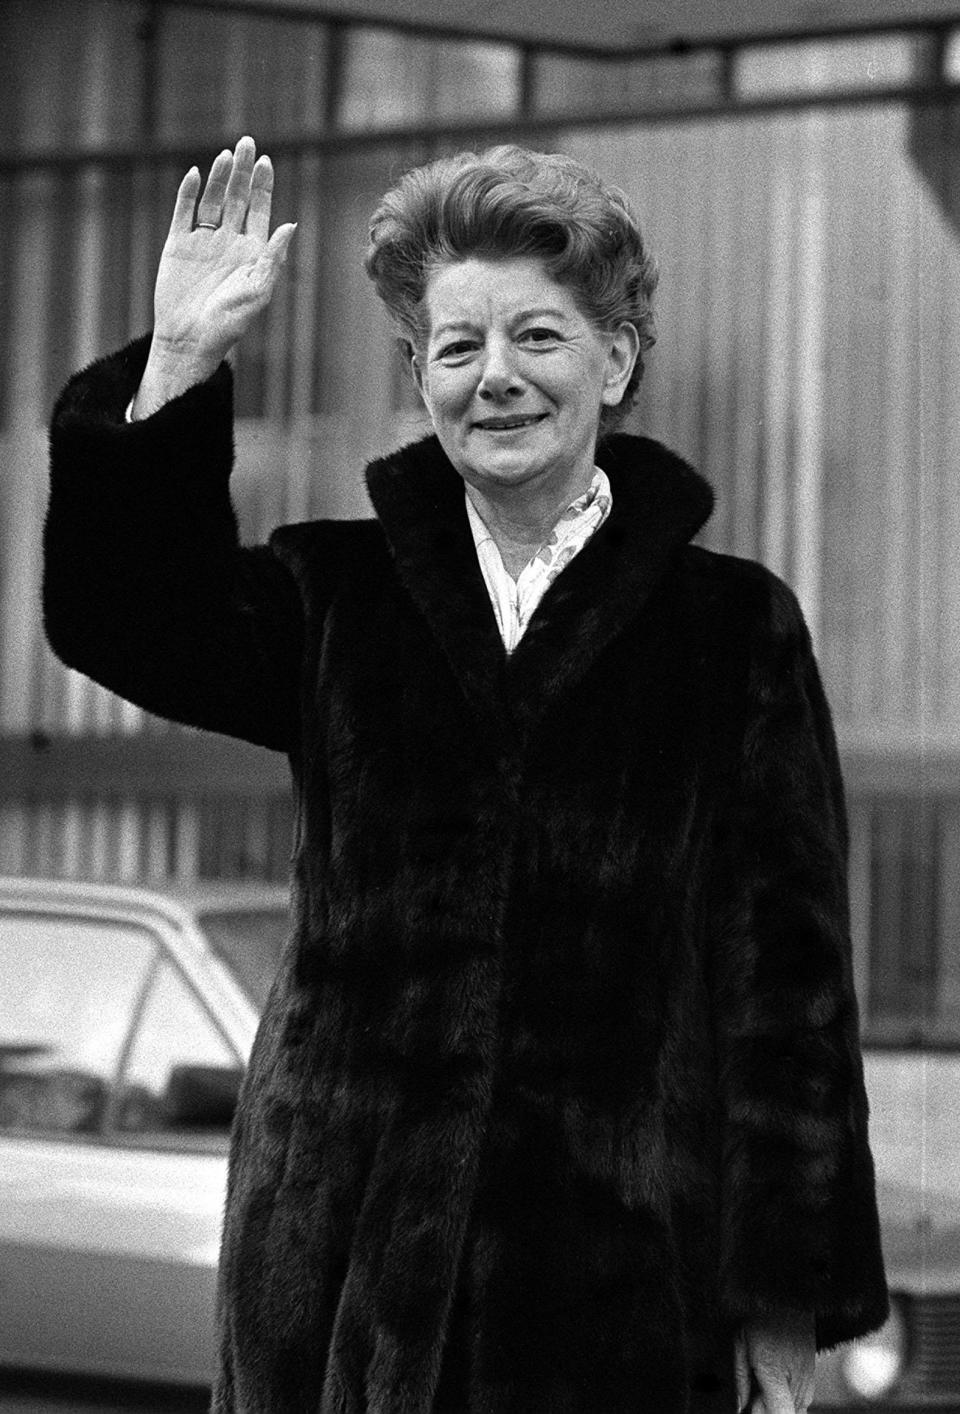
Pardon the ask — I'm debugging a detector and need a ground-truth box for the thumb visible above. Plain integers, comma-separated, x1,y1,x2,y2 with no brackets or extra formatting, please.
259,222,298,279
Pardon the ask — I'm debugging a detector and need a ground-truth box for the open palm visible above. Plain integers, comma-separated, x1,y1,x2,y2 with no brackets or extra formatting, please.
153,135,297,367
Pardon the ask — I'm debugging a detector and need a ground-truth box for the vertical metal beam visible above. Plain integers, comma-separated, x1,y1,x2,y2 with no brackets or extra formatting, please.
137,2,162,141
916,22,950,84
717,43,737,106
518,44,537,120
324,19,347,131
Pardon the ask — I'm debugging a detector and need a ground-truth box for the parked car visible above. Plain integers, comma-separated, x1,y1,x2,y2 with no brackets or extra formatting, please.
0,875,288,1389
814,1047,960,1408
1,876,959,1408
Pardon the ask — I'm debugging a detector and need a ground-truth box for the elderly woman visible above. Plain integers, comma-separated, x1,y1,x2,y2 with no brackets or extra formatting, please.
44,138,887,1414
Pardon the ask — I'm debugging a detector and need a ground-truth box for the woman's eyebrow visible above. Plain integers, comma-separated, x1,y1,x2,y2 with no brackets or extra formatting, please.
512,306,568,324
433,307,569,339
432,319,479,339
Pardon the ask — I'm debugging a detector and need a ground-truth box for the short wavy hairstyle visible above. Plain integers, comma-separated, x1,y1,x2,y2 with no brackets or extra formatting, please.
365,145,658,433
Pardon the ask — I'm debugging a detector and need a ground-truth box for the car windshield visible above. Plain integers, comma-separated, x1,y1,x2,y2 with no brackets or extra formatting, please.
199,907,290,1011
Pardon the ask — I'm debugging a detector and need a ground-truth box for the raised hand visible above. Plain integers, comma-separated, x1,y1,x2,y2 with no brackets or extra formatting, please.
133,136,297,418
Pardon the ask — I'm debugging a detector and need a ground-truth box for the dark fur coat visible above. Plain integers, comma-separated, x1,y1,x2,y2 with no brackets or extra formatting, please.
45,338,888,1413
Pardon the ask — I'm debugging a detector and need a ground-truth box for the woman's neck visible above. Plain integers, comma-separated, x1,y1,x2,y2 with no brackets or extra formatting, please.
465,468,595,580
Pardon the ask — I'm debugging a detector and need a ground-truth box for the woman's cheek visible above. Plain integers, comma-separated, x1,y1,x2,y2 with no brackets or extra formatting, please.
445,371,478,415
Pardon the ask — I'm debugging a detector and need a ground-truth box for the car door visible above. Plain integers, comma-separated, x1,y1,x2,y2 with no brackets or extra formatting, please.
0,900,242,1386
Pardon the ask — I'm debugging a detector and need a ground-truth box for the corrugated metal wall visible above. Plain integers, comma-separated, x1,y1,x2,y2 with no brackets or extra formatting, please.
568,96,960,733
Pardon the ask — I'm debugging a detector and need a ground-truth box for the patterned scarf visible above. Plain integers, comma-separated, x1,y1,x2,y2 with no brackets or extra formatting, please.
465,469,612,653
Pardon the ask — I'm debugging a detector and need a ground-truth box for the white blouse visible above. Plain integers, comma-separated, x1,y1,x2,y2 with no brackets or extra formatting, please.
465,469,612,653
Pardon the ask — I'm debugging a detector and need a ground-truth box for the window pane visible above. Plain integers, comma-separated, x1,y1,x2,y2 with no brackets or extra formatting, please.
1,0,145,156
534,51,722,116
155,6,329,144
117,961,238,1138
945,29,960,81
736,36,916,99
199,907,289,1010
339,28,518,129
0,914,155,1135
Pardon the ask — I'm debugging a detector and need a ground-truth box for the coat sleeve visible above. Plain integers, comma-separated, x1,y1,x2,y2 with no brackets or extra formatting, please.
44,336,304,753
710,570,889,1351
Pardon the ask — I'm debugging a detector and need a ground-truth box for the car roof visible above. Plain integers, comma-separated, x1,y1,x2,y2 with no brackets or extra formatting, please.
0,875,290,933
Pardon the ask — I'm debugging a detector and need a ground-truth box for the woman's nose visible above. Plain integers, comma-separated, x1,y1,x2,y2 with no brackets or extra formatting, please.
477,342,522,401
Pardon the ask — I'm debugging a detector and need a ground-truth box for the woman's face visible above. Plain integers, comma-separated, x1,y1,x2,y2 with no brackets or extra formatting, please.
412,256,638,504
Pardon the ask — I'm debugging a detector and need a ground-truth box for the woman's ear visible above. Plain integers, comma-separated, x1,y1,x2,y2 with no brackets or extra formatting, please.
397,336,429,408
601,322,641,408
406,341,428,405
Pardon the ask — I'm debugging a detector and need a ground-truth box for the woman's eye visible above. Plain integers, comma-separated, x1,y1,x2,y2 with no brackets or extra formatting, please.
436,341,476,361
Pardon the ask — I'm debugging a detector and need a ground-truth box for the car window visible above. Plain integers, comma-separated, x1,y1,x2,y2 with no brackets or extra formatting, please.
0,913,155,1137
199,906,289,1010
115,959,240,1140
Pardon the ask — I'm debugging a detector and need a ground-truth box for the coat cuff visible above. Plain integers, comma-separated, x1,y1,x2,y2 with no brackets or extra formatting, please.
50,333,236,511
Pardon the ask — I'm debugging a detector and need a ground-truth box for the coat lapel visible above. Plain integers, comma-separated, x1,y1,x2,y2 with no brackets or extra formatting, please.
364,433,714,736
365,436,513,740
505,434,714,727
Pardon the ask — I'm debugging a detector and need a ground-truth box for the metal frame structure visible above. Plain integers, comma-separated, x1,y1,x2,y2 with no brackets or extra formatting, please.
146,0,960,59
2,3,959,173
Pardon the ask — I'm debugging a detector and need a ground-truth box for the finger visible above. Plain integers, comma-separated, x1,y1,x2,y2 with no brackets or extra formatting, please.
196,149,233,226
168,167,201,236
734,1338,751,1412
789,1352,816,1412
754,1375,795,1414
796,1370,816,1413
222,135,257,231
245,155,275,242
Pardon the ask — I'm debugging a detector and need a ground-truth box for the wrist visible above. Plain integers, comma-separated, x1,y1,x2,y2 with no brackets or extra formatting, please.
131,334,225,419
149,330,226,381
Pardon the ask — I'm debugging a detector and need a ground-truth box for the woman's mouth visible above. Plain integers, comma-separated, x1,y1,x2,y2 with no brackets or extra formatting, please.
473,414,548,431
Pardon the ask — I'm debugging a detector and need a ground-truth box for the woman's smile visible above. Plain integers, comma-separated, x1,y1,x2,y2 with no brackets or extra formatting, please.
472,412,549,432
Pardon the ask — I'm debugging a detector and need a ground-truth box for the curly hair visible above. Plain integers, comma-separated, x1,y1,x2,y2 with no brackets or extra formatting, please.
365,145,658,432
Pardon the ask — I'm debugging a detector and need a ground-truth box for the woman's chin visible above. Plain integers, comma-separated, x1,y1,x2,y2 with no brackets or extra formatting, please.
457,439,563,490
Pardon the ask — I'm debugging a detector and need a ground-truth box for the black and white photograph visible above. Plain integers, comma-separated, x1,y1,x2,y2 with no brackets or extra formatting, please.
1,3,959,1411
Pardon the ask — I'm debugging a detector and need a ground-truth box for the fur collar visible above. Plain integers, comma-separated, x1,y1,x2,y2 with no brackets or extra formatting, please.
365,432,714,737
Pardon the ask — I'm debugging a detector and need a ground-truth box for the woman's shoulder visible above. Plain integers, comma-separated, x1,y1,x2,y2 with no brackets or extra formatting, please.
677,544,810,644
